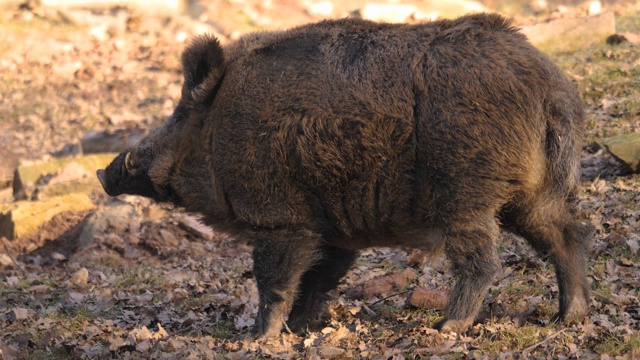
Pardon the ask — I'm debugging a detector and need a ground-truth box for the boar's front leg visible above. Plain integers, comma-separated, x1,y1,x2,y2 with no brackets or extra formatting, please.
287,245,357,333
436,214,501,333
250,228,321,340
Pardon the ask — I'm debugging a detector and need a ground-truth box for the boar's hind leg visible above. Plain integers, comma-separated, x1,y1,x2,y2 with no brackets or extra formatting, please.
250,229,321,340
505,196,590,323
436,214,501,333
287,246,357,333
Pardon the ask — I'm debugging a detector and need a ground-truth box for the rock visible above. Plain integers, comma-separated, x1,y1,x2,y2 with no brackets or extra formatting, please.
78,203,139,248
39,178,104,199
80,128,146,154
9,308,32,321
408,287,447,310
306,1,333,17
48,162,92,185
603,133,640,173
70,267,89,286
159,229,179,247
0,193,95,240
12,153,117,197
520,12,616,54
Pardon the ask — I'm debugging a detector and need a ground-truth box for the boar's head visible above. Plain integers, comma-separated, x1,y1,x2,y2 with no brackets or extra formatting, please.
97,35,225,203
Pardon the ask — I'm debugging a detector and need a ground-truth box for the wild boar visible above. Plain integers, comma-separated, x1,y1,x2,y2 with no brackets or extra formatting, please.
97,13,590,339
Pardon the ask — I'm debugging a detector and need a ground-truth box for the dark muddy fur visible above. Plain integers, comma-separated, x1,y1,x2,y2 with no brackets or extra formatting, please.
97,14,590,338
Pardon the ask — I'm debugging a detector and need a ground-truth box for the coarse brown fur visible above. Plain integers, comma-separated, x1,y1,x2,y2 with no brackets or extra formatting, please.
97,13,590,339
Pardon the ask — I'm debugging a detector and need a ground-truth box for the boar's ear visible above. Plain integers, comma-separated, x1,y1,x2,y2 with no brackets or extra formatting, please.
181,34,225,105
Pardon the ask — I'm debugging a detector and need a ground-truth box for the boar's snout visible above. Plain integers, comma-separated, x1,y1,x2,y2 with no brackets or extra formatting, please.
97,151,169,201
96,169,115,196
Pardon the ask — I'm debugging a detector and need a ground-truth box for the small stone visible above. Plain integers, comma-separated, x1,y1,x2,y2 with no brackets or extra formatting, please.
70,267,89,286
363,278,393,297
408,287,447,310
51,252,67,261
10,307,31,320
6,276,20,286
317,346,345,359
0,253,13,267
159,229,178,247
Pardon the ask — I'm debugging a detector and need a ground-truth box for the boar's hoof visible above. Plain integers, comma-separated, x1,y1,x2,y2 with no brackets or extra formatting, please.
434,318,474,334
552,296,589,325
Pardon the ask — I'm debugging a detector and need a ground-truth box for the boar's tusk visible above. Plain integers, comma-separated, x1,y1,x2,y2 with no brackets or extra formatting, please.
125,152,135,174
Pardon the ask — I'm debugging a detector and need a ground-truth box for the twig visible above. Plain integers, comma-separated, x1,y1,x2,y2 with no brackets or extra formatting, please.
362,305,377,316
282,319,294,334
147,321,197,360
523,328,570,355
2,238,27,276
368,290,411,307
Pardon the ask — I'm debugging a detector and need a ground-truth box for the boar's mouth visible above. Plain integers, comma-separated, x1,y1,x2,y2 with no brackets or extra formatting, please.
97,151,170,202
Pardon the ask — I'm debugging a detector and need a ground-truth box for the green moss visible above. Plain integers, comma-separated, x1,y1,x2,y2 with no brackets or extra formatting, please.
114,266,167,291
481,325,546,353
593,331,635,356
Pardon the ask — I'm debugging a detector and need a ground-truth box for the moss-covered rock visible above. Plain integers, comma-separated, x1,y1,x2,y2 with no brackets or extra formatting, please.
604,133,640,173
0,193,95,240
12,153,117,197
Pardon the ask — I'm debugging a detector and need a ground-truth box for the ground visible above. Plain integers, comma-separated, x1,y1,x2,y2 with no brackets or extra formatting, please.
0,0,639,359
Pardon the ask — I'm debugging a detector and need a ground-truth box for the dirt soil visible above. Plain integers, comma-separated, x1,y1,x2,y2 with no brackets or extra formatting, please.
1,0,640,359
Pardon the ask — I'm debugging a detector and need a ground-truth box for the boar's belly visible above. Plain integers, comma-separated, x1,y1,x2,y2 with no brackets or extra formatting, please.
324,227,445,251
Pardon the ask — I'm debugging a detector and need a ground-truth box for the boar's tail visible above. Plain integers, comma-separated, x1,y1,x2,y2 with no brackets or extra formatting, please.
544,90,585,199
